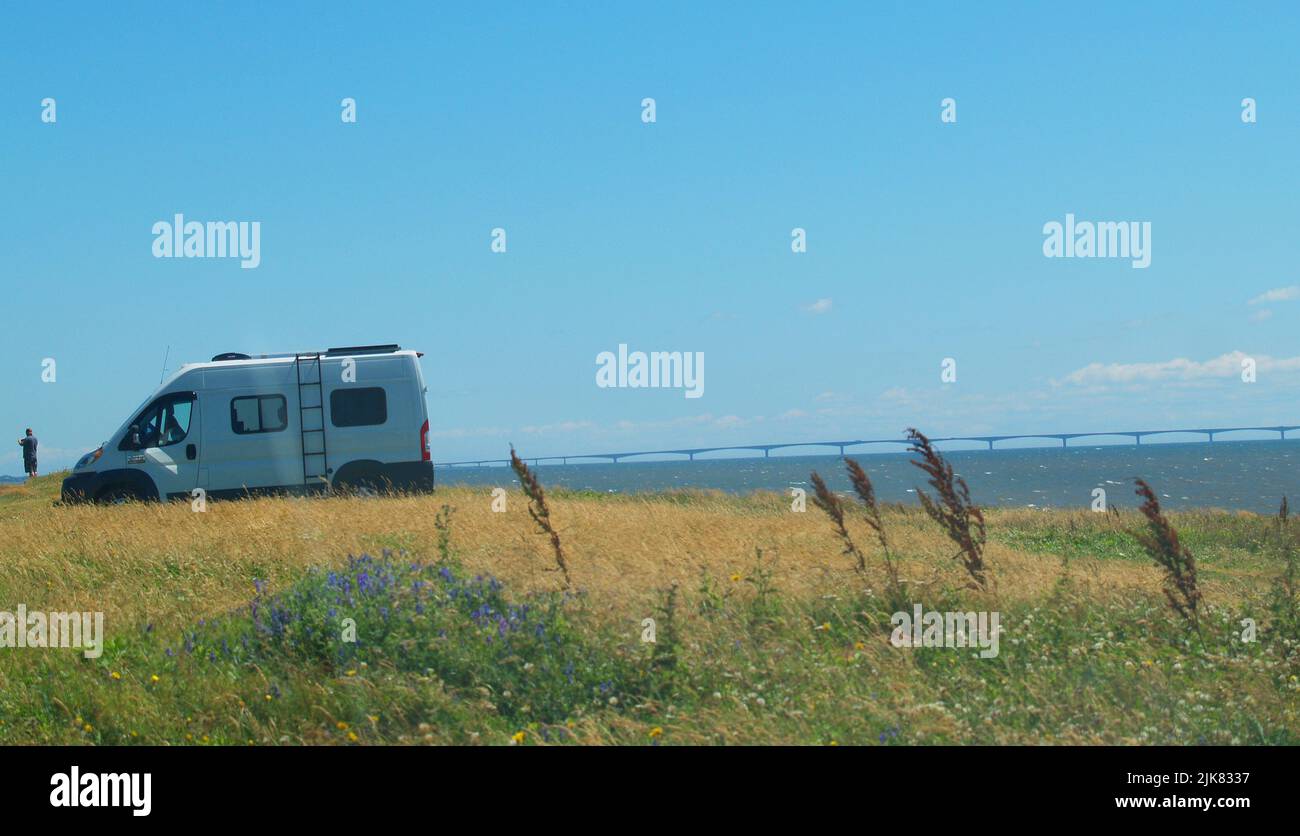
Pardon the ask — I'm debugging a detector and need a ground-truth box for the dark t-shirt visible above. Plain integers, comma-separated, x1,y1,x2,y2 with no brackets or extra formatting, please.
20,436,37,461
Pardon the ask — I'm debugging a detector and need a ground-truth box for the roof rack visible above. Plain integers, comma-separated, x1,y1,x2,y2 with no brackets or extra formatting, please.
325,344,402,356
209,344,403,362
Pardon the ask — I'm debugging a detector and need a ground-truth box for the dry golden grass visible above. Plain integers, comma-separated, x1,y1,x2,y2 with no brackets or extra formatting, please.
0,474,1264,637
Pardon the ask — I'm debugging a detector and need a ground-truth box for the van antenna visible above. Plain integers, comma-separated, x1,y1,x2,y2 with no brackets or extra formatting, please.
159,345,170,383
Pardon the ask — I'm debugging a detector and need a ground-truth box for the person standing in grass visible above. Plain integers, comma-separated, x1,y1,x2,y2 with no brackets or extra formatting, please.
18,429,37,478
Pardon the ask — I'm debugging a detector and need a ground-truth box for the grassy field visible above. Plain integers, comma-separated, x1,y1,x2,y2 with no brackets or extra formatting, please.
0,469,1296,745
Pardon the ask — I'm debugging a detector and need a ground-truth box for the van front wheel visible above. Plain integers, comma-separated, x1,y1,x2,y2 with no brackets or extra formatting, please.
95,485,148,505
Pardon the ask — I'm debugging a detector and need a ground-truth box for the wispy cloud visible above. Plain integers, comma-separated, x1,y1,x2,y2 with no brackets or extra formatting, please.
1057,350,1300,387
519,420,595,435
1249,285,1300,305
803,298,833,315
429,426,511,439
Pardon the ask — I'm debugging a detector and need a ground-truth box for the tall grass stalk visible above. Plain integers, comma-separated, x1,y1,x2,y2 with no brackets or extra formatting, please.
1133,478,1202,634
906,428,988,590
510,446,572,588
810,470,867,574
844,457,902,596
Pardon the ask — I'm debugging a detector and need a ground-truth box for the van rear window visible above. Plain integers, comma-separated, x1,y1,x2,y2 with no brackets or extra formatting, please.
231,395,288,434
330,387,387,427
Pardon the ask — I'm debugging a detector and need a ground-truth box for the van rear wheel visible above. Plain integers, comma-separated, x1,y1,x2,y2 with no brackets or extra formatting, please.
332,462,395,497
336,478,384,497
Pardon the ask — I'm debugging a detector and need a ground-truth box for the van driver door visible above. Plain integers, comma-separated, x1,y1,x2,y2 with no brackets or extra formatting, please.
122,391,202,500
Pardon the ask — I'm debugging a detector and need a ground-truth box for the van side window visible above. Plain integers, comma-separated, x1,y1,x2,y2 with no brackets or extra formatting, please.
231,395,288,434
330,387,387,427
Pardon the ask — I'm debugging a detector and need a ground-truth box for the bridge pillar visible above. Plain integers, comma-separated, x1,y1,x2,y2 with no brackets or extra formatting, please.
764,449,770,458
689,452,695,461
1283,429,1288,440
838,445,845,457
987,440,994,450
1135,435,1141,446
1207,432,1214,444
1060,437,1067,448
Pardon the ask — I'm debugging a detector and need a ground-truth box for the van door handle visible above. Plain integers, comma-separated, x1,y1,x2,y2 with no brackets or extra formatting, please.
186,444,197,460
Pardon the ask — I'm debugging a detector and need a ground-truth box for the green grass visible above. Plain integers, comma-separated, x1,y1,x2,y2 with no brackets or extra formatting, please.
0,473,1297,745
3,543,1297,746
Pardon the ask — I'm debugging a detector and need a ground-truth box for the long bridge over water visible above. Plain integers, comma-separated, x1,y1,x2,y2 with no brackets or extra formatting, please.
434,424,1300,468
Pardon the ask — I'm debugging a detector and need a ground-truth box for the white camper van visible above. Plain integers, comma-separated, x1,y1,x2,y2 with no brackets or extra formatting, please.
62,344,434,503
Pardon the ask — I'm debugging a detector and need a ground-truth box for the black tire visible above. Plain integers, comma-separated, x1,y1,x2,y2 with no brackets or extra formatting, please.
95,485,145,505
335,476,388,497
332,462,394,497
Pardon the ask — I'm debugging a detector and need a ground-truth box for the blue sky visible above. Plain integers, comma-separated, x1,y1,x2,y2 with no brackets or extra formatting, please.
3,1,1300,473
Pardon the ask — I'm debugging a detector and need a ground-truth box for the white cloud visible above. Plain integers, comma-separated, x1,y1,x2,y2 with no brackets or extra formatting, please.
1057,350,1300,386
1251,309,1273,322
520,420,595,435
803,298,833,315
1249,285,1300,305
610,413,764,435
429,426,511,439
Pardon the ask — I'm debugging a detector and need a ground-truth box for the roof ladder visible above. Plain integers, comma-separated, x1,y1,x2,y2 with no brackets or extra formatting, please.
295,353,329,492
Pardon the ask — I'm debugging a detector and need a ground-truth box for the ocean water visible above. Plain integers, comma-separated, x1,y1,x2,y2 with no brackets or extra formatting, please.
435,440,1300,513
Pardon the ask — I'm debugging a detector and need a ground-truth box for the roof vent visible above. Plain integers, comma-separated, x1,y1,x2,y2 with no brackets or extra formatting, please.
211,352,252,362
